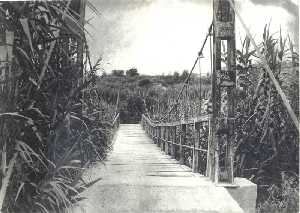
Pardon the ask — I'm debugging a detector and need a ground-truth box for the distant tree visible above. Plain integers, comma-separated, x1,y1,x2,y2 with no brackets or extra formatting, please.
121,95,145,123
138,78,152,87
173,71,180,82
126,68,139,77
181,70,189,81
112,70,124,77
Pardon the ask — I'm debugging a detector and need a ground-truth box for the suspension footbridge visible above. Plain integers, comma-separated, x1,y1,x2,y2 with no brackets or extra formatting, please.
72,123,256,213
72,0,298,212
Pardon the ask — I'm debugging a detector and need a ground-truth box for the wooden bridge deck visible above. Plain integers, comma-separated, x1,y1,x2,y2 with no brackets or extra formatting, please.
72,124,244,213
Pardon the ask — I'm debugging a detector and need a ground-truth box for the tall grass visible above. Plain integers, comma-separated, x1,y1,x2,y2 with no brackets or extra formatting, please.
0,1,116,212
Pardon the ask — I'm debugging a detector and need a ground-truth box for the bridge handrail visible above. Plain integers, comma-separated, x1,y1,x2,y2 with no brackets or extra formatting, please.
141,114,211,174
142,114,209,127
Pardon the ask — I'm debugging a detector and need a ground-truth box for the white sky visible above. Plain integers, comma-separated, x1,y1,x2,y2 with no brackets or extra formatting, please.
86,0,299,75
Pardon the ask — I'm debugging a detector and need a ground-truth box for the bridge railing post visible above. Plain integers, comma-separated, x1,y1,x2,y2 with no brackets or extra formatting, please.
161,126,163,148
156,126,160,145
160,126,164,151
165,126,169,155
158,126,161,147
192,121,200,173
179,123,186,165
214,136,220,184
141,116,144,129
153,126,157,143
152,126,154,139
171,126,176,158
206,117,212,177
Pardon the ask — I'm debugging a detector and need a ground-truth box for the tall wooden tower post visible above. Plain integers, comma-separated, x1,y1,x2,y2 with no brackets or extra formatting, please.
210,0,236,184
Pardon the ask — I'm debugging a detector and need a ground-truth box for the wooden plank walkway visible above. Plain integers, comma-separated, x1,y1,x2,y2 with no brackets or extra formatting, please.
72,124,244,213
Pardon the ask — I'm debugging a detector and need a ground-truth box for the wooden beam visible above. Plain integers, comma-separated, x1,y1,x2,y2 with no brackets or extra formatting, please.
179,124,186,165
171,126,176,158
212,0,236,184
165,126,169,155
206,115,213,177
192,122,200,173
161,126,165,151
158,126,161,147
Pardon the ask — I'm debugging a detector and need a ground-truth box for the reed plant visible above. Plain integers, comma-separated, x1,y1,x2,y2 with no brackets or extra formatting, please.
0,1,116,212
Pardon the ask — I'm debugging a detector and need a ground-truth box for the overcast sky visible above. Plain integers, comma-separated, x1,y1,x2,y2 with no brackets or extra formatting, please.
86,0,299,75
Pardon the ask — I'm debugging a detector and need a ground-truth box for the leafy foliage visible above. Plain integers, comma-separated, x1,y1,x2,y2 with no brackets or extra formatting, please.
0,1,116,212
126,67,139,77
234,24,299,212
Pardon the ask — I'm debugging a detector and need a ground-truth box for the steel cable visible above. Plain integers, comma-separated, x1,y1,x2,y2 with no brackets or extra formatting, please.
161,22,213,121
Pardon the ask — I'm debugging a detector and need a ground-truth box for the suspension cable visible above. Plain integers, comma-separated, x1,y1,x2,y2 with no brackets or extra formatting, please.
198,54,202,115
162,22,213,121
209,26,213,102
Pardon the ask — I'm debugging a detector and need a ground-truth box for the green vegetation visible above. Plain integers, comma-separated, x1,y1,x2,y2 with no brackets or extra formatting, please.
96,68,208,123
236,26,299,213
0,1,117,212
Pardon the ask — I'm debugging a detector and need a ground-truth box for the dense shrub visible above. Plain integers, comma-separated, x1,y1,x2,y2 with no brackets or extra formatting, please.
126,68,139,77
0,1,116,212
112,70,125,77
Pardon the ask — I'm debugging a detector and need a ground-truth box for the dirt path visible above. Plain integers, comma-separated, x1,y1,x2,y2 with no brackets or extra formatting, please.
71,124,244,213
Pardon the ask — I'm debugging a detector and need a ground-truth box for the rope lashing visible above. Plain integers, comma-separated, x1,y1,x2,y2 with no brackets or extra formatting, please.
227,0,299,132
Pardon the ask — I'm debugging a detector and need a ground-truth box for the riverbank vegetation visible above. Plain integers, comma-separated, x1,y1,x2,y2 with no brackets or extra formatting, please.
0,1,117,212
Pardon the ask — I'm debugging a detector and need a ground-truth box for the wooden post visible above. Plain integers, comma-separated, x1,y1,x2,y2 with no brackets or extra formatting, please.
76,0,86,114
154,126,157,144
115,90,119,116
165,126,170,155
171,126,176,158
179,123,186,164
212,0,236,184
214,135,220,184
151,125,153,141
157,126,161,147
192,122,200,173
206,118,213,177
160,126,165,151
156,126,159,144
